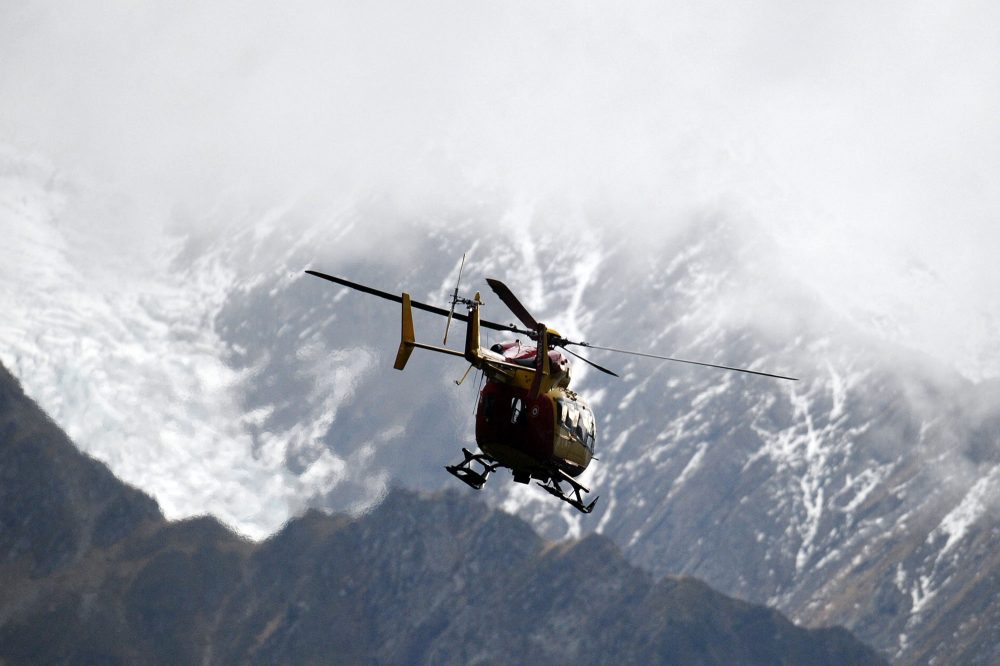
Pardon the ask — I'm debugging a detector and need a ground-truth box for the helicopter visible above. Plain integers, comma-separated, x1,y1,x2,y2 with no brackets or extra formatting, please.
305,261,796,514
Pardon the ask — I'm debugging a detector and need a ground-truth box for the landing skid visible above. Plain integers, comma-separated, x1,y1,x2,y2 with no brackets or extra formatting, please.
537,470,599,514
445,448,499,490
446,449,598,513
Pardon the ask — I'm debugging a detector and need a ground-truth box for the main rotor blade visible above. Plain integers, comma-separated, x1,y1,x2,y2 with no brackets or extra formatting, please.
307,271,797,380
567,341,798,381
562,347,619,377
304,270,531,336
486,278,539,331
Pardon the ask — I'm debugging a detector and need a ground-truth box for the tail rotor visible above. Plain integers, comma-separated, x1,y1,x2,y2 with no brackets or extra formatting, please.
443,253,467,345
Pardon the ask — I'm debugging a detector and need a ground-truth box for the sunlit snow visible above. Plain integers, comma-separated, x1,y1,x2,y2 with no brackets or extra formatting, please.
0,159,368,538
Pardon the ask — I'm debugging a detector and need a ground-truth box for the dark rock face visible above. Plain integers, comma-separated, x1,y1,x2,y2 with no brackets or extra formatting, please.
0,362,882,665
0,365,162,578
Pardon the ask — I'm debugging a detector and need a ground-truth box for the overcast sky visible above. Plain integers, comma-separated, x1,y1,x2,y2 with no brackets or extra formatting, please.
3,0,999,378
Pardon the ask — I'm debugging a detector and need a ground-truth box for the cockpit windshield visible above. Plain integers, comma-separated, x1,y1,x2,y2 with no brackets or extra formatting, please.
556,396,596,452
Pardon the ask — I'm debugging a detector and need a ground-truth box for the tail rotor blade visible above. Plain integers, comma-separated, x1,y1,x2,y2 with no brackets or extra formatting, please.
443,305,456,345
443,253,467,345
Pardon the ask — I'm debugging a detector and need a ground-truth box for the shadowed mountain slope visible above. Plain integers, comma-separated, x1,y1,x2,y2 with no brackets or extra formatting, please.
0,362,883,665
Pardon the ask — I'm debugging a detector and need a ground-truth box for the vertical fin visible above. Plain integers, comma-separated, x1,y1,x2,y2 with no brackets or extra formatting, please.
464,292,482,366
529,324,551,399
393,293,416,371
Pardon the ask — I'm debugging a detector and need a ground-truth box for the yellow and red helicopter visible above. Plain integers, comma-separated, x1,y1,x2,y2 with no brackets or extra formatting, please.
305,262,796,513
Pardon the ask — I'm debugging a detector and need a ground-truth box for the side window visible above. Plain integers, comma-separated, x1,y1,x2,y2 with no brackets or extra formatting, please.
557,398,596,451
562,402,583,441
510,397,523,424
582,411,596,451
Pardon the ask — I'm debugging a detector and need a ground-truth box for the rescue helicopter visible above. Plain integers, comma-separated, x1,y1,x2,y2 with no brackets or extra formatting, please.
305,261,796,514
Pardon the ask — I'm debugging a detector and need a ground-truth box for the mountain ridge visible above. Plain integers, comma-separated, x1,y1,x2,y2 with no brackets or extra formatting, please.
0,360,884,664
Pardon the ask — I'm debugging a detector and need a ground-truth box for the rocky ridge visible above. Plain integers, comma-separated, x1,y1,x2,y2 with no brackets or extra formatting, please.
0,361,882,664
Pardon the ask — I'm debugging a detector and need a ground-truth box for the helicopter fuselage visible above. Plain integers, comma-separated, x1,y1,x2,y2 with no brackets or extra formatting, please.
475,377,595,482
304,267,795,514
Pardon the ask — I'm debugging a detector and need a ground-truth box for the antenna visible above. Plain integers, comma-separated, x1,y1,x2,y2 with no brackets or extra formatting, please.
443,252,467,345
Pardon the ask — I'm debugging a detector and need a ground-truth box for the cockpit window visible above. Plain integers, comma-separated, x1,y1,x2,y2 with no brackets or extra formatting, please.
557,397,596,452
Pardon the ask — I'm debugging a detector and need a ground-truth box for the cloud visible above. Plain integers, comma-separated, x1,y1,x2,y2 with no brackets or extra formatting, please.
2,0,998,375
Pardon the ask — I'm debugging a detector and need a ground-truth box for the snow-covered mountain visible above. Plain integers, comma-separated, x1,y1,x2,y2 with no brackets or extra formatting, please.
536,223,1000,664
3,146,998,663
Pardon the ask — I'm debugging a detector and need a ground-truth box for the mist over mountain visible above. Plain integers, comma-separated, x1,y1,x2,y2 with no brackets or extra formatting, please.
0,361,885,665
